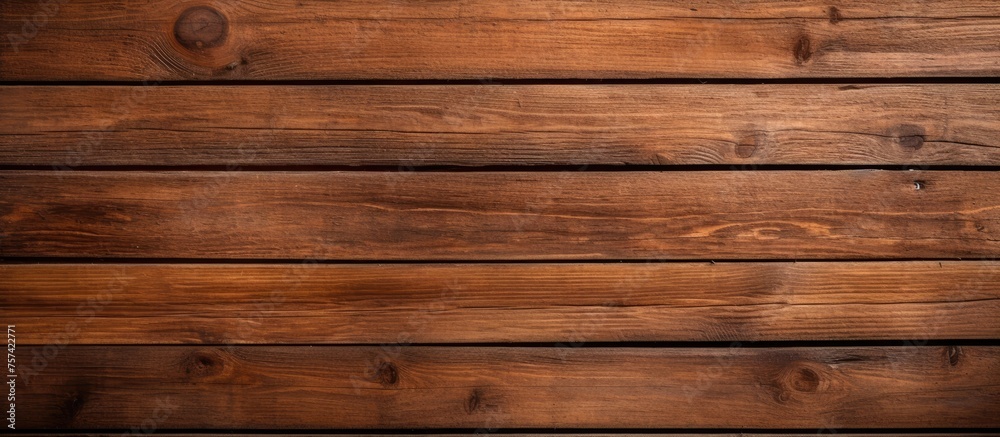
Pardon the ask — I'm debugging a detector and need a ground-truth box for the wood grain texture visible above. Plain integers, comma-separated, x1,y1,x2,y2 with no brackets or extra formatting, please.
3,0,1000,80
13,346,1000,429
1,170,999,260
3,84,1000,167
3,262,999,345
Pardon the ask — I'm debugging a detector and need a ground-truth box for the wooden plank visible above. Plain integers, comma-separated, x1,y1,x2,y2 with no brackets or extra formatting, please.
3,262,999,345
4,84,1000,167
3,1,1000,80
12,346,1000,429
1,170,998,260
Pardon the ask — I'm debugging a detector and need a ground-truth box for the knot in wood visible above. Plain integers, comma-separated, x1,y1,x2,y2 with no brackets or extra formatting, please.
373,361,399,386
772,362,827,403
736,133,763,158
947,345,963,366
789,367,821,392
793,35,813,64
174,6,228,51
183,350,225,378
892,124,926,150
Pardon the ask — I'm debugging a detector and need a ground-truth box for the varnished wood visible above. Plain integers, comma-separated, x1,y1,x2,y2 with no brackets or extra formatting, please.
4,1,1000,80
4,0,1000,433
14,346,1000,429
3,262,999,345
3,84,1000,166
1,171,998,260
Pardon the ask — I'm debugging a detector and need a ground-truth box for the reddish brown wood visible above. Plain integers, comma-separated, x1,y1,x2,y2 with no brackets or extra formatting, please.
1,170,998,260
3,2,1000,433
13,346,1000,429
3,84,1000,167
2,262,998,345
3,1,1000,80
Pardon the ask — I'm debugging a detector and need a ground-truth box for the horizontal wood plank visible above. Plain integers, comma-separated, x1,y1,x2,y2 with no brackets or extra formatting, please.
1,171,998,260
13,346,1000,429
3,262,999,344
3,84,1000,166
3,1,1000,80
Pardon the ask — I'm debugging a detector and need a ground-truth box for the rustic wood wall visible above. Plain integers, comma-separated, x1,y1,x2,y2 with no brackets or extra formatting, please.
1,0,999,434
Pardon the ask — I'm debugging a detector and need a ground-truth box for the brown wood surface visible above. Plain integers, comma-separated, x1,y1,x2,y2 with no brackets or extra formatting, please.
4,0,1000,432
3,262,999,345
2,170,998,260
3,1,1000,80
13,346,1000,429
3,84,1000,167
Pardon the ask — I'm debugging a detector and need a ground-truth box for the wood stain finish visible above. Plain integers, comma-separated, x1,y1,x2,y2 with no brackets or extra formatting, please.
1,0,998,433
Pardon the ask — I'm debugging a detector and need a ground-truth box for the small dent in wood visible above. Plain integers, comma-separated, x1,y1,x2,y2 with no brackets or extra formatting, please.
466,388,483,413
226,55,251,71
947,345,963,366
174,6,228,51
828,6,843,24
793,35,813,65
